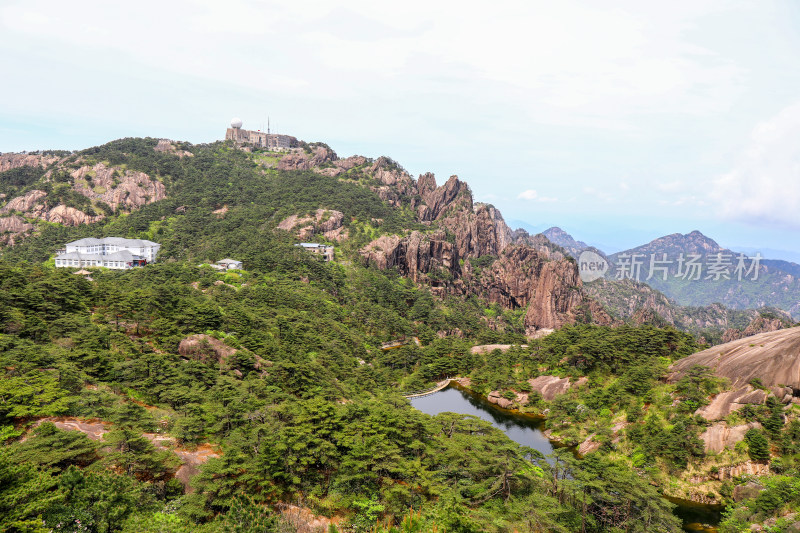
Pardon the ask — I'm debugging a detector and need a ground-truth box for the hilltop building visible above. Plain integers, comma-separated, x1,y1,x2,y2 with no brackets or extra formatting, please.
55,237,160,269
225,118,298,150
296,243,334,262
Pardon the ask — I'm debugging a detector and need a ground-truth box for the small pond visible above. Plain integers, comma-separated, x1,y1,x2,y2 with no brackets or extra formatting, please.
410,384,721,532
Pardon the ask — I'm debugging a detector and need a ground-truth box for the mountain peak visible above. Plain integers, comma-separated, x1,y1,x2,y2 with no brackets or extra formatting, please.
542,227,590,256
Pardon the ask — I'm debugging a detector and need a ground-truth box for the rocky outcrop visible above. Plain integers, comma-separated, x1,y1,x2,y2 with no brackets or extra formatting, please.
700,421,762,453
0,153,61,173
528,375,588,401
0,190,47,214
721,315,788,343
277,209,347,241
178,334,268,372
278,146,337,171
471,246,611,331
693,386,768,421
1,190,100,226
153,139,193,158
71,163,166,211
361,171,612,332
361,229,459,286
368,157,418,208
313,155,368,177
44,205,101,226
0,161,165,244
578,435,602,455
178,334,238,365
470,344,528,355
487,391,514,409
668,327,800,390
716,461,771,482
0,215,34,244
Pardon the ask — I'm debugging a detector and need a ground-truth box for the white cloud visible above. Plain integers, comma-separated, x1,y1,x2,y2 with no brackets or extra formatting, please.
0,0,750,133
713,101,800,228
656,180,685,193
517,189,557,202
583,186,614,203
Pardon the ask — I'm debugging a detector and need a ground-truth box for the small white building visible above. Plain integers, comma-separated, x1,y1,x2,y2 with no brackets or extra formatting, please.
55,237,160,269
296,243,334,262
215,258,243,270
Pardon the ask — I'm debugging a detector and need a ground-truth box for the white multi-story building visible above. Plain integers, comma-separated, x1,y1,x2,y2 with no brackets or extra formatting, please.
55,237,160,269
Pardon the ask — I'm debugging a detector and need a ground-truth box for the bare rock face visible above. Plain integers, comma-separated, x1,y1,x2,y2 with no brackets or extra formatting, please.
694,386,768,421
153,139,193,158
472,204,513,255
71,163,166,211
361,187,611,332
44,205,101,226
417,174,467,221
313,155,368,177
525,257,585,331
668,327,800,389
487,391,514,409
0,161,164,245
366,157,418,208
722,315,788,343
472,246,610,331
278,146,337,171
700,421,762,453
0,215,34,244
578,435,602,455
277,209,347,241
336,155,366,170
0,153,61,173
0,190,47,214
528,376,573,401
361,229,458,286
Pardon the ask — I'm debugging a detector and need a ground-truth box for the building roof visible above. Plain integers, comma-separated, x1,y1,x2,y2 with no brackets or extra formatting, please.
216,258,242,265
66,237,160,247
297,243,331,248
56,250,141,262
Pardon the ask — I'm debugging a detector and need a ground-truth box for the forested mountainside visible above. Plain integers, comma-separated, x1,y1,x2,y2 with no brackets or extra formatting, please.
582,277,794,345
543,225,800,321
607,231,800,319
2,138,799,533
540,226,797,338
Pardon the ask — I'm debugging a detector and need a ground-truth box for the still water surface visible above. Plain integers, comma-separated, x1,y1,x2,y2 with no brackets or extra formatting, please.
410,384,721,533
410,385,552,455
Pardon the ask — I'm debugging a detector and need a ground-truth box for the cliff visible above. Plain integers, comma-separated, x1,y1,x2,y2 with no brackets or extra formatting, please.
356,167,610,333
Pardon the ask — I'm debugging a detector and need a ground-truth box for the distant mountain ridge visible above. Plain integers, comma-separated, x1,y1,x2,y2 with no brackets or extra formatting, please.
608,231,800,318
545,226,800,320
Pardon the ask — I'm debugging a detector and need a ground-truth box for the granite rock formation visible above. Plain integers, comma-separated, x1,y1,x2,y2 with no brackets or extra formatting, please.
668,327,800,390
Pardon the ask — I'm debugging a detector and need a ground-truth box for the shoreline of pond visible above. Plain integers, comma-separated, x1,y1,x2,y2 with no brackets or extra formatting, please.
411,380,723,533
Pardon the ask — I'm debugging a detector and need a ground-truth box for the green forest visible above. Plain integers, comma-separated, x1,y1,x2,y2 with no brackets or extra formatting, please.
1,138,798,533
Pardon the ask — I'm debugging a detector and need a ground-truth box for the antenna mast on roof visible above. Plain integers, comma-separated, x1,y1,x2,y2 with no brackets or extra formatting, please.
268,116,271,134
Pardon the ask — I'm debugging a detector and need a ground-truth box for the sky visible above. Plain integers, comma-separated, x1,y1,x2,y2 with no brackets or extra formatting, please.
2,0,800,260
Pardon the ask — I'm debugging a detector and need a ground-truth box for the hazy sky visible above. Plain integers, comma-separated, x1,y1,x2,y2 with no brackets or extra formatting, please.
2,0,800,260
